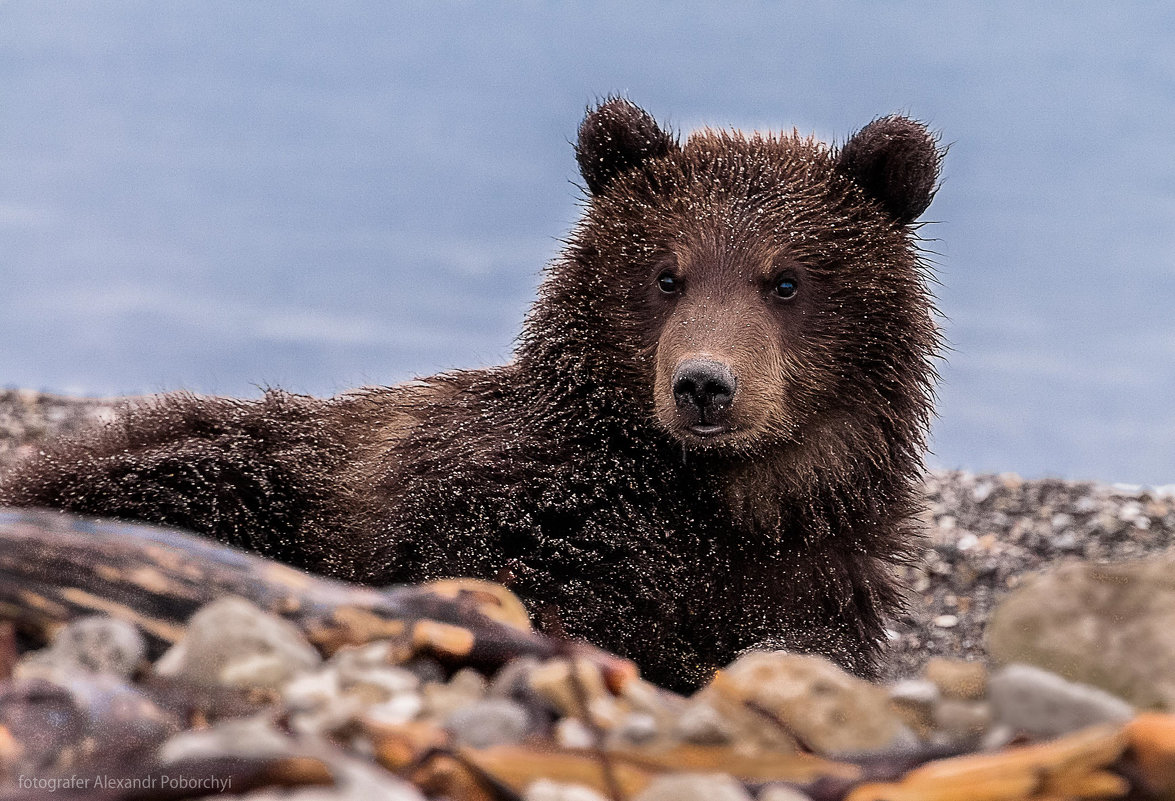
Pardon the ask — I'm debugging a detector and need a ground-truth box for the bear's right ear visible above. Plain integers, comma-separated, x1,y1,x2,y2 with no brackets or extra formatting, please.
837,116,943,224
576,98,677,195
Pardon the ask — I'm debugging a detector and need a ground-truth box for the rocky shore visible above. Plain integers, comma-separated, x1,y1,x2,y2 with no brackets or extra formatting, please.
4,389,1172,677
1,389,1174,799
888,469,1175,677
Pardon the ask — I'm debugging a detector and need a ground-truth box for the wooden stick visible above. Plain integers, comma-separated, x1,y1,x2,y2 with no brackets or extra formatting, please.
0,508,636,686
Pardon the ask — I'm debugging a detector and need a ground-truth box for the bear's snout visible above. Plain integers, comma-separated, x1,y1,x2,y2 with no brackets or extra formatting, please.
672,359,737,434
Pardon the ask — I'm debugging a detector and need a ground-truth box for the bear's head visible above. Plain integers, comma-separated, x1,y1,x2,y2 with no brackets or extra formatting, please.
525,98,943,470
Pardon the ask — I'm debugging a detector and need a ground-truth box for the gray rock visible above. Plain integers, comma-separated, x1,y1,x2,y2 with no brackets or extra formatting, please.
888,679,940,707
704,652,915,756
621,677,684,718
283,670,363,736
358,690,423,727
16,616,145,680
446,698,533,748
154,597,321,690
554,717,595,749
329,642,421,718
283,650,422,735
524,780,609,801
674,699,735,745
0,678,86,772
490,656,543,698
986,558,1175,709
611,711,659,746
0,675,175,773
988,664,1135,738
931,699,992,745
758,786,813,801
401,656,446,684
327,640,398,676
633,773,753,801
979,724,1017,751
422,667,488,720
160,714,295,762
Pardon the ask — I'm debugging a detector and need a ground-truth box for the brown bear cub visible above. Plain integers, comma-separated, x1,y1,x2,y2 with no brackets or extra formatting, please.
0,100,943,691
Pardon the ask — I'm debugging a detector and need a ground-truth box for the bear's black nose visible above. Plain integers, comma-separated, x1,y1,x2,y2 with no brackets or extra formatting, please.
672,359,737,416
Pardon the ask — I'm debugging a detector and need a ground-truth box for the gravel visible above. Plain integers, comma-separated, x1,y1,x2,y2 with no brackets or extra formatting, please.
886,470,1175,677
0,389,122,471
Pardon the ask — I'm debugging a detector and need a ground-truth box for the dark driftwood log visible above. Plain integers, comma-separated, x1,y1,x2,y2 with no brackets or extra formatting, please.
0,508,636,686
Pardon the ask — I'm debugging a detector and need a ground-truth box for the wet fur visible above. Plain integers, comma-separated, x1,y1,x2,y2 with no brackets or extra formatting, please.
0,100,943,692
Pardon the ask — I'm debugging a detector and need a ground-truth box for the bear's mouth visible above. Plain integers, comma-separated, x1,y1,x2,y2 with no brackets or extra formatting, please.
688,423,729,437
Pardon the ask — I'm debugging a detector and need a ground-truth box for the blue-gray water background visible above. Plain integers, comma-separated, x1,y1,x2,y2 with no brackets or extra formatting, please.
3,2,1174,484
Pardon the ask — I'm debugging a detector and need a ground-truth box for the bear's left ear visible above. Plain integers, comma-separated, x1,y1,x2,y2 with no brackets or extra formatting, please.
837,116,943,224
576,98,678,195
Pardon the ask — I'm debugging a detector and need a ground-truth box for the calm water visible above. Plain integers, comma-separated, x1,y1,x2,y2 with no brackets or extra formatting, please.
3,2,1174,483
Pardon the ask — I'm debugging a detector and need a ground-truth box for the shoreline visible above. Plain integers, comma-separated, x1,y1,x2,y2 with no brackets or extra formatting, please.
3,389,1172,677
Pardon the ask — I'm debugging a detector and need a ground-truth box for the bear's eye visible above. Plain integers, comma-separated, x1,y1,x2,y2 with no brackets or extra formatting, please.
772,275,799,300
657,272,681,294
